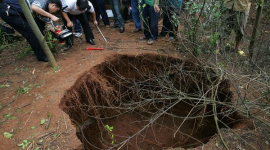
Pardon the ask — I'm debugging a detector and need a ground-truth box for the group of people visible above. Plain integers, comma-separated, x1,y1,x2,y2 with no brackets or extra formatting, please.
0,0,127,62
0,0,251,62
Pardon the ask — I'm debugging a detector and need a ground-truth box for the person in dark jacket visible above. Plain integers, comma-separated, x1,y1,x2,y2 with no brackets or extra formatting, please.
0,0,62,62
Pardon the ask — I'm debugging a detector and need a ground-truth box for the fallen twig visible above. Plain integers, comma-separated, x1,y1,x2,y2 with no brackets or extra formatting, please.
17,103,31,109
25,110,34,125
62,112,68,130
0,94,20,110
36,131,55,140
50,130,66,143
0,118,8,124
45,114,52,129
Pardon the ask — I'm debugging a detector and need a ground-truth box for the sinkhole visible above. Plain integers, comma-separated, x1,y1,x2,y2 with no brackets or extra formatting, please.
60,54,244,150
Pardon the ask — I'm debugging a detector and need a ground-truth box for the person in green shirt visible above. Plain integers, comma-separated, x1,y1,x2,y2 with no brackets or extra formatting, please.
139,0,160,45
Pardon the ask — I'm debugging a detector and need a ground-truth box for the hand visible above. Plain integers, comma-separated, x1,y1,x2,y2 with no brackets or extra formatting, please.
67,21,73,27
93,20,98,26
46,23,55,32
154,4,160,13
50,15,59,22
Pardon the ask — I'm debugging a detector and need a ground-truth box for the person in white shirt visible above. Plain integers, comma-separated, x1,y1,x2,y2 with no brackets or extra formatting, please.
61,0,97,49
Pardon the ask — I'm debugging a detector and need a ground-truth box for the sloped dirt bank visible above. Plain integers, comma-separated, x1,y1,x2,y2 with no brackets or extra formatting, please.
60,54,246,150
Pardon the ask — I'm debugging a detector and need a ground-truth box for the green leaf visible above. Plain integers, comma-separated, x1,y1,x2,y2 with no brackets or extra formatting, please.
31,126,36,130
53,134,57,137
5,113,11,118
47,112,52,116
18,140,29,149
3,132,13,139
40,118,46,125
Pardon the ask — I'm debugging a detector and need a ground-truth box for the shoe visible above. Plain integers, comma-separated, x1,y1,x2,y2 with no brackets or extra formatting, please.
105,25,110,28
87,39,95,45
64,45,72,51
133,28,142,33
39,57,49,62
147,39,155,45
169,36,174,40
120,27,125,33
112,25,119,28
74,32,82,38
159,32,166,37
139,36,148,40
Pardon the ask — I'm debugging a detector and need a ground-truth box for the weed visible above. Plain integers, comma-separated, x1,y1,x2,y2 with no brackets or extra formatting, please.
104,125,116,145
44,28,61,53
17,46,34,58
18,140,30,149
3,132,13,139
17,84,32,94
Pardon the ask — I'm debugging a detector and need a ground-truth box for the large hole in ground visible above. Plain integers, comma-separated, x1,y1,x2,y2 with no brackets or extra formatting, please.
60,54,244,150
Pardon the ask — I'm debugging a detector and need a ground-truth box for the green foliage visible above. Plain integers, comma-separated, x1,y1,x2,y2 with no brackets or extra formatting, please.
17,84,32,94
44,28,60,53
102,125,116,145
17,46,34,58
210,32,219,46
40,118,46,125
3,132,13,139
18,140,30,149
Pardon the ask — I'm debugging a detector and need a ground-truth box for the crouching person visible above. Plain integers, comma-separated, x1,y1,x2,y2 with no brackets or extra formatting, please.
61,0,98,50
0,0,62,62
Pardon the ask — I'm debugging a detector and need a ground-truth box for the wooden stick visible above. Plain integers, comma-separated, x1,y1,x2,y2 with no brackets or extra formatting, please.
25,110,34,125
36,131,55,140
45,115,52,129
17,103,31,109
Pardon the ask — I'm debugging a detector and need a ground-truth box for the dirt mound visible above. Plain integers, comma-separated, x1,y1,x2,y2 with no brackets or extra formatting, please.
60,54,244,150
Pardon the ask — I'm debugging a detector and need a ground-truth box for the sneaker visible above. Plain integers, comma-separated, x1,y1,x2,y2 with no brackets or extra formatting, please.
139,36,148,40
133,28,142,33
74,33,82,38
159,32,166,37
147,39,155,45
169,36,174,40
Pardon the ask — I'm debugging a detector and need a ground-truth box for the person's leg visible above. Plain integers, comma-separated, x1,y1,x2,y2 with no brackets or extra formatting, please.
112,0,124,28
142,4,150,39
160,8,170,36
131,0,142,30
89,0,100,24
235,10,249,50
0,4,47,61
109,0,119,27
110,0,125,32
76,13,95,43
74,18,82,33
219,8,233,51
97,0,110,26
148,5,159,41
168,8,178,38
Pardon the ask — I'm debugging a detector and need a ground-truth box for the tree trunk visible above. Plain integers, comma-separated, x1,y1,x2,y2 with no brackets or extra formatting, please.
17,0,57,67
248,0,264,59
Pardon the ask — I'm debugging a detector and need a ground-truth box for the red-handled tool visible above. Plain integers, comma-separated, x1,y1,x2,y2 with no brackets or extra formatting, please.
86,47,104,50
